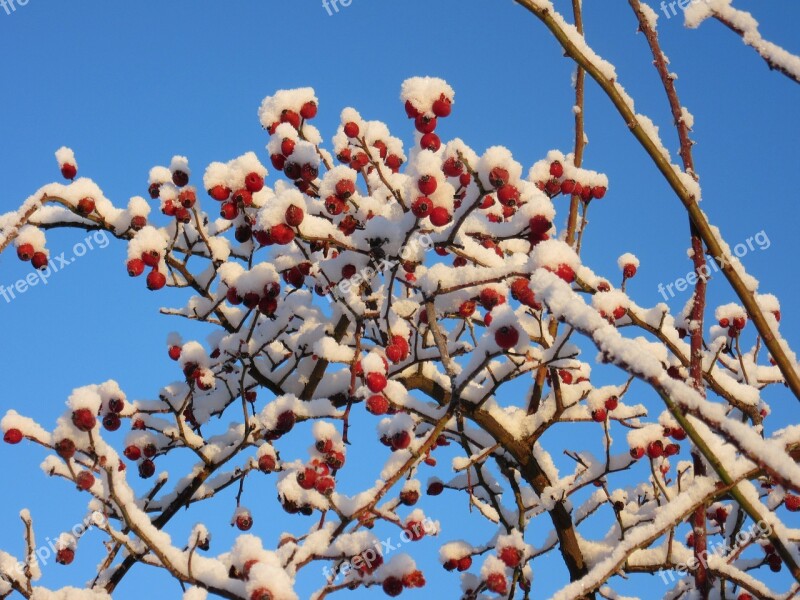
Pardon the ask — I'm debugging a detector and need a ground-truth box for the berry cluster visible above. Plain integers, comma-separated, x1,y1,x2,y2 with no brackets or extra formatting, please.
532,156,607,202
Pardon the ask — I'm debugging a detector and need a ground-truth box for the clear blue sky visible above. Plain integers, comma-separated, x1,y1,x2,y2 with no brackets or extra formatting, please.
0,1,798,598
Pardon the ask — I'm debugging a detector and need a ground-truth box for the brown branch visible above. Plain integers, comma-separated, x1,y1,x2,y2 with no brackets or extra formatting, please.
627,5,709,594
712,10,800,86
513,0,800,402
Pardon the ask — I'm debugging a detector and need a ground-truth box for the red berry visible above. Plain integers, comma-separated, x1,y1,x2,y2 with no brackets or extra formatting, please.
179,189,196,209
404,100,421,118
550,161,564,178
604,396,619,411
382,576,403,597
417,175,437,195
671,427,687,440
55,438,76,459
300,101,318,120
427,481,444,496
664,443,680,456
235,512,253,531
315,476,336,496
767,554,782,572
415,114,437,134
60,163,77,180
124,445,142,461
391,431,411,450
385,345,404,364
343,122,360,138
494,326,520,349
325,196,346,215
529,215,552,235
411,196,433,218
486,572,508,594
72,408,96,432
497,184,520,206
785,493,800,512
245,172,264,193
499,546,522,568
56,547,75,565
16,243,35,261
442,157,464,177
646,440,664,459
429,206,451,227
297,467,317,490
405,520,426,541
276,410,296,433
366,395,389,415
400,489,419,506
285,205,305,227
31,252,48,270
488,167,510,188
630,447,645,460
258,454,276,473
458,300,476,318
335,179,356,200
103,414,121,432
385,154,403,172
420,132,441,151
76,471,95,491
127,258,145,277
280,109,301,129
141,250,160,267
623,264,637,279
250,588,273,600
300,163,318,182
208,185,230,201
592,408,607,422
432,96,452,118
479,288,504,310
366,372,387,393
147,270,167,291
350,152,369,170
139,459,156,479
3,429,23,444
592,186,607,199
270,224,295,245
553,263,576,283
77,197,95,215
402,570,426,589
172,169,189,187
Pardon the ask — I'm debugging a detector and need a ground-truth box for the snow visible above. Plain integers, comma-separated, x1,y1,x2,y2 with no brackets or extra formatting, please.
1,67,797,600
55,147,77,170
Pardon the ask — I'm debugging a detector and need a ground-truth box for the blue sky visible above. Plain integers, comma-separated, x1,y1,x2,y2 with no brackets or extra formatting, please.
0,1,798,598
